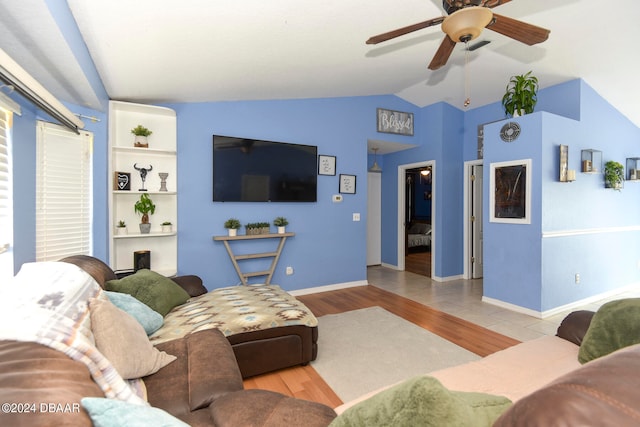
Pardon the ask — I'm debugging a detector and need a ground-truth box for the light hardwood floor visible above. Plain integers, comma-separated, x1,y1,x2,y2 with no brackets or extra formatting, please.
243,284,520,408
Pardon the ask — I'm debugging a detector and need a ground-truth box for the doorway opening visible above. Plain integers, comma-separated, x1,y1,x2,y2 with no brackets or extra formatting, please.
398,161,435,278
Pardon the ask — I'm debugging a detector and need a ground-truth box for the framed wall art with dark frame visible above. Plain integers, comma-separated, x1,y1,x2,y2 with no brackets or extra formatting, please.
490,159,532,224
376,108,414,136
339,174,356,194
114,171,131,191
318,155,336,176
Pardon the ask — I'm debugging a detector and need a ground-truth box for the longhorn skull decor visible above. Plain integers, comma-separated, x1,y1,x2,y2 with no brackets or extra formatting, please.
134,163,153,191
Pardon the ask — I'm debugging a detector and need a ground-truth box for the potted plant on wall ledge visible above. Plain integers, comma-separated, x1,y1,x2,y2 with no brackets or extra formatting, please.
604,160,624,190
273,216,289,234
131,124,152,148
134,193,156,233
161,221,173,233
224,218,241,236
502,71,539,118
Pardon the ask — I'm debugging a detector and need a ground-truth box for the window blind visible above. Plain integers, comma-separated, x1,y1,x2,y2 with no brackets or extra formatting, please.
0,109,11,257
36,121,93,261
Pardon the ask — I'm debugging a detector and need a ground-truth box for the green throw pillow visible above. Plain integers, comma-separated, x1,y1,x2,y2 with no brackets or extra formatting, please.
81,398,189,427
330,376,512,427
578,298,640,364
106,291,163,335
105,269,190,316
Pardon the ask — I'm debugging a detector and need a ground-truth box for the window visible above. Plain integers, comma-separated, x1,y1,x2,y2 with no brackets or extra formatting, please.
36,121,93,261
0,108,13,281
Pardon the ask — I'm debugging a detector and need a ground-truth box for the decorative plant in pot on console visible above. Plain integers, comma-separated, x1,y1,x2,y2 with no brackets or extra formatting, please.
273,216,289,234
502,71,539,118
134,193,156,233
224,218,241,236
131,124,152,148
604,160,624,191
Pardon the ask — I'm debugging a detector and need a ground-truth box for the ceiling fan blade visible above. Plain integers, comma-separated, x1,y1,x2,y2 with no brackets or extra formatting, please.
366,16,445,45
428,36,456,70
487,13,550,45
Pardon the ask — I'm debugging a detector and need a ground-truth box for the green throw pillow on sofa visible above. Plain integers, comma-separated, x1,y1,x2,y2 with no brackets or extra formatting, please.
330,376,512,427
578,298,640,364
105,269,190,316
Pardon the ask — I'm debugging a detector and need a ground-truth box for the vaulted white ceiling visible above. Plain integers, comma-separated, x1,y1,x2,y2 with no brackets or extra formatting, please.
2,0,639,127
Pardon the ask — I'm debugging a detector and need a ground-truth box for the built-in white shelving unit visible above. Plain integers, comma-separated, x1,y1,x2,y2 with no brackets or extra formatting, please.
108,101,177,276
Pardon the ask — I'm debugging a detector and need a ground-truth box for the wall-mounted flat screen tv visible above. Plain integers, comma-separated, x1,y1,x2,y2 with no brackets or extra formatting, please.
213,135,317,202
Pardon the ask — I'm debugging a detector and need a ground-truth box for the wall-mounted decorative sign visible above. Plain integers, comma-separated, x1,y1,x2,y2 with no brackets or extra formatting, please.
339,174,357,194
377,108,414,136
114,171,131,191
318,155,336,176
490,159,532,224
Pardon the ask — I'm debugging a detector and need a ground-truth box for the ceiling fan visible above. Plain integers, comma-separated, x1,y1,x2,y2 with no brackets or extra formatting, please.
366,0,550,70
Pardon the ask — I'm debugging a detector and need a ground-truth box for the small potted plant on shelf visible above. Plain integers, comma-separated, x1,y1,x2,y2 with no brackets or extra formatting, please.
116,220,127,236
161,221,173,233
134,193,156,233
273,216,289,234
224,218,241,236
245,222,270,235
131,124,152,148
604,160,624,191
501,71,539,118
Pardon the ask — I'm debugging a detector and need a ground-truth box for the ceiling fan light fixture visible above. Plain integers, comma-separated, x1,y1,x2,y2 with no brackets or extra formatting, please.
442,6,493,43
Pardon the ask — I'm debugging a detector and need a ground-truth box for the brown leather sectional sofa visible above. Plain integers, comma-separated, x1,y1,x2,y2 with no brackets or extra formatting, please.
0,329,336,426
0,256,336,426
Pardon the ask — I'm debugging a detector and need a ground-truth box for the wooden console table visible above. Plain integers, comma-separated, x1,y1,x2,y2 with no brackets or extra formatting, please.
213,232,294,285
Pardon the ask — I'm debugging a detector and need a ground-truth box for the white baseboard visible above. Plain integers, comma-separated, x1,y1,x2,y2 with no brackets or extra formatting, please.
483,282,640,319
289,280,368,296
380,262,401,270
432,274,464,283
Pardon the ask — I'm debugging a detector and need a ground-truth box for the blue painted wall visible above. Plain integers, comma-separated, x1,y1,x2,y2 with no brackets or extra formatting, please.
166,96,419,290
7,0,640,310
482,80,640,312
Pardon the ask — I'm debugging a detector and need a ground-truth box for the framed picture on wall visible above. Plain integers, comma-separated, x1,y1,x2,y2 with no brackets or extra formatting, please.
339,174,356,194
490,159,531,224
318,155,336,176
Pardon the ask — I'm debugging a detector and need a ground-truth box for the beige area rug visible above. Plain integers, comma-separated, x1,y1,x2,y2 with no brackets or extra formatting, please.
311,306,480,403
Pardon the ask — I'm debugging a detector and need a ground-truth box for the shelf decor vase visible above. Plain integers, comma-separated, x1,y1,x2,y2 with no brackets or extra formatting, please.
159,172,168,191
134,135,148,148
139,223,151,234
115,226,127,236
228,228,237,237
277,226,286,234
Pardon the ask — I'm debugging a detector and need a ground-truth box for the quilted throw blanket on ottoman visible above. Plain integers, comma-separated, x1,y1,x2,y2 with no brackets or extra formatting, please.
0,262,145,404
149,284,318,345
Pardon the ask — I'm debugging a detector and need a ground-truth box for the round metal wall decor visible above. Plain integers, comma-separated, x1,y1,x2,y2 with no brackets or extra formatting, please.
500,122,521,142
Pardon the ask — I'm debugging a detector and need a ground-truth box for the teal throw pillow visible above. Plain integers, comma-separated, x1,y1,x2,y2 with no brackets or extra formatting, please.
81,398,189,427
106,291,163,335
330,376,512,427
578,298,640,364
105,269,190,316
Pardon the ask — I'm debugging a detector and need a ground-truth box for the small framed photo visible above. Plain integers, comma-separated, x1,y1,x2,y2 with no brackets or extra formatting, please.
339,174,356,194
318,155,336,176
114,171,131,191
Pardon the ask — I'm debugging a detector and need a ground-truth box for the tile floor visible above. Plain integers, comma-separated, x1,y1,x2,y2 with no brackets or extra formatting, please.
367,266,640,342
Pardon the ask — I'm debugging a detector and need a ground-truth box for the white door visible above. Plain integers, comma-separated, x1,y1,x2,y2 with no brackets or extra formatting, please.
470,164,483,278
367,172,382,265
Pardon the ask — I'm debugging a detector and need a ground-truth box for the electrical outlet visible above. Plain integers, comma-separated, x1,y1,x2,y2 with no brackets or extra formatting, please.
575,273,580,284
353,213,360,221
286,266,294,275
